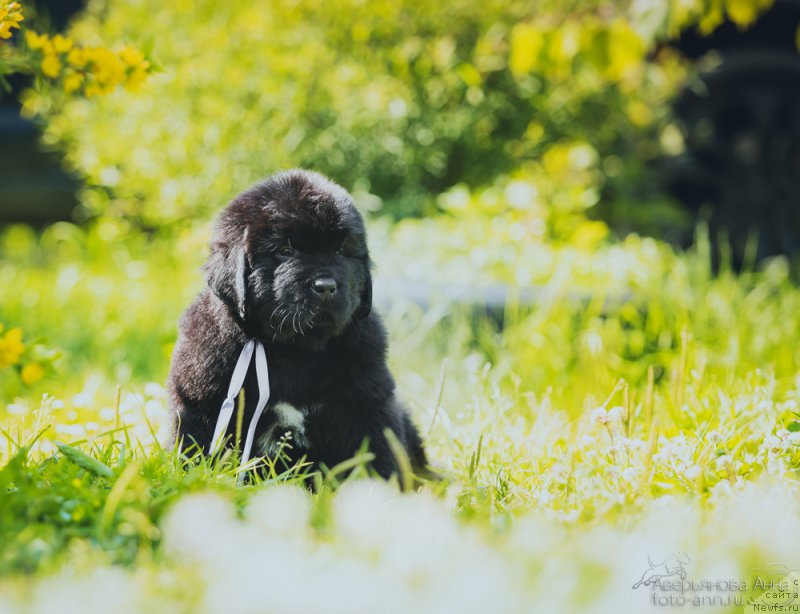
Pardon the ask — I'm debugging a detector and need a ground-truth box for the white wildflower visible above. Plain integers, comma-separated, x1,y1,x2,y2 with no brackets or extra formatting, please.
246,484,312,541
30,567,141,614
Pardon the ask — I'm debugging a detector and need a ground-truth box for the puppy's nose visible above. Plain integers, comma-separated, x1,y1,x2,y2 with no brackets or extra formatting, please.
312,276,338,299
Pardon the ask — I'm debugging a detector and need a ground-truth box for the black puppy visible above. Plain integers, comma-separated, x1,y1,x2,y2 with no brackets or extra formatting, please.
167,169,430,483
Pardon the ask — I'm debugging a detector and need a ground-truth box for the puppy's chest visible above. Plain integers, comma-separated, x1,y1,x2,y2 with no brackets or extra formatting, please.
240,356,332,455
256,401,313,456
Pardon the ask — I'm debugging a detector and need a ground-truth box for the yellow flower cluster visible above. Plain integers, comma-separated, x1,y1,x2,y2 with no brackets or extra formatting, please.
0,324,24,369
25,30,151,95
0,324,46,384
20,362,44,385
0,0,23,40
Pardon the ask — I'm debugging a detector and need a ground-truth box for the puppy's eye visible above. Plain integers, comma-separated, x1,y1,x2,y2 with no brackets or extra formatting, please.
337,238,360,256
277,245,294,258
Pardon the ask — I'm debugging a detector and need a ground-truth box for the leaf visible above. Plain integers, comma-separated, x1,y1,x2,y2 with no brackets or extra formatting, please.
99,461,141,536
509,22,542,78
725,0,772,29
54,441,113,478
384,428,413,492
605,19,646,82
787,422,800,433
324,451,375,482
468,434,484,480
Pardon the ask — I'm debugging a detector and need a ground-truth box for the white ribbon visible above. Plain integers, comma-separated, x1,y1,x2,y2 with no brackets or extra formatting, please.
209,339,271,483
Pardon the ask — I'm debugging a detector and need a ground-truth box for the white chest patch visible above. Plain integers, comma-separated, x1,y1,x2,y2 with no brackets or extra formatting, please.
257,402,310,456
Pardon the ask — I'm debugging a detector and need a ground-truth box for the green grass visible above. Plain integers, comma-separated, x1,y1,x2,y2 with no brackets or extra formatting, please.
2,223,800,612
4,0,796,607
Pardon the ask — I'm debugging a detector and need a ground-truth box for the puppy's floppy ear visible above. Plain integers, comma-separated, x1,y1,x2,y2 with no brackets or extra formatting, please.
353,259,372,320
204,228,250,321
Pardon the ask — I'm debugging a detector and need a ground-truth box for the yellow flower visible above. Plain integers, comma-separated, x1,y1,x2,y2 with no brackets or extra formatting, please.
87,47,124,86
0,327,24,368
41,53,62,78
67,47,88,68
27,34,152,95
51,34,73,53
21,363,44,385
63,71,83,94
66,43,152,94
125,64,150,91
0,1,23,40
25,30,48,50
119,45,145,67
84,83,102,97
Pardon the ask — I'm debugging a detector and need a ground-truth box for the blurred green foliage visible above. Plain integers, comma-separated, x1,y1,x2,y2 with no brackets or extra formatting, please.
3,216,800,416
3,2,800,607
0,0,788,408
0,221,201,398
26,0,771,229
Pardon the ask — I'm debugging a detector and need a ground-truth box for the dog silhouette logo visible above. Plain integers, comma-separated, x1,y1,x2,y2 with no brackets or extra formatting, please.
632,552,691,589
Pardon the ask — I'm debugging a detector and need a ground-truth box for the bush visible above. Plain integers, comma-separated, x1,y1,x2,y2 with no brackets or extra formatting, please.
31,0,772,228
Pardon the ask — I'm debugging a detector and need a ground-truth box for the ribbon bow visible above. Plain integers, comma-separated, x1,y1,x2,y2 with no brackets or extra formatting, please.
209,339,270,483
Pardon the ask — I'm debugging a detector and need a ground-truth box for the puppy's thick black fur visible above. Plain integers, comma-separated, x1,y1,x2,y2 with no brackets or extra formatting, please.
167,169,430,482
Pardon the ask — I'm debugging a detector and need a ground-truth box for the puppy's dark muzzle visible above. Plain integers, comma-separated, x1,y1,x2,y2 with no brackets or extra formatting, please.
311,276,337,301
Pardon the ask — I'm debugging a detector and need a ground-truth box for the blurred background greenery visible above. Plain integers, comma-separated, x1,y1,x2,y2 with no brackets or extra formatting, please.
5,2,800,601
1,0,799,410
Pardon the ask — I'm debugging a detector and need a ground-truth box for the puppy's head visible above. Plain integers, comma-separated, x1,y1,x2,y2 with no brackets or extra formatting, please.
205,169,372,348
